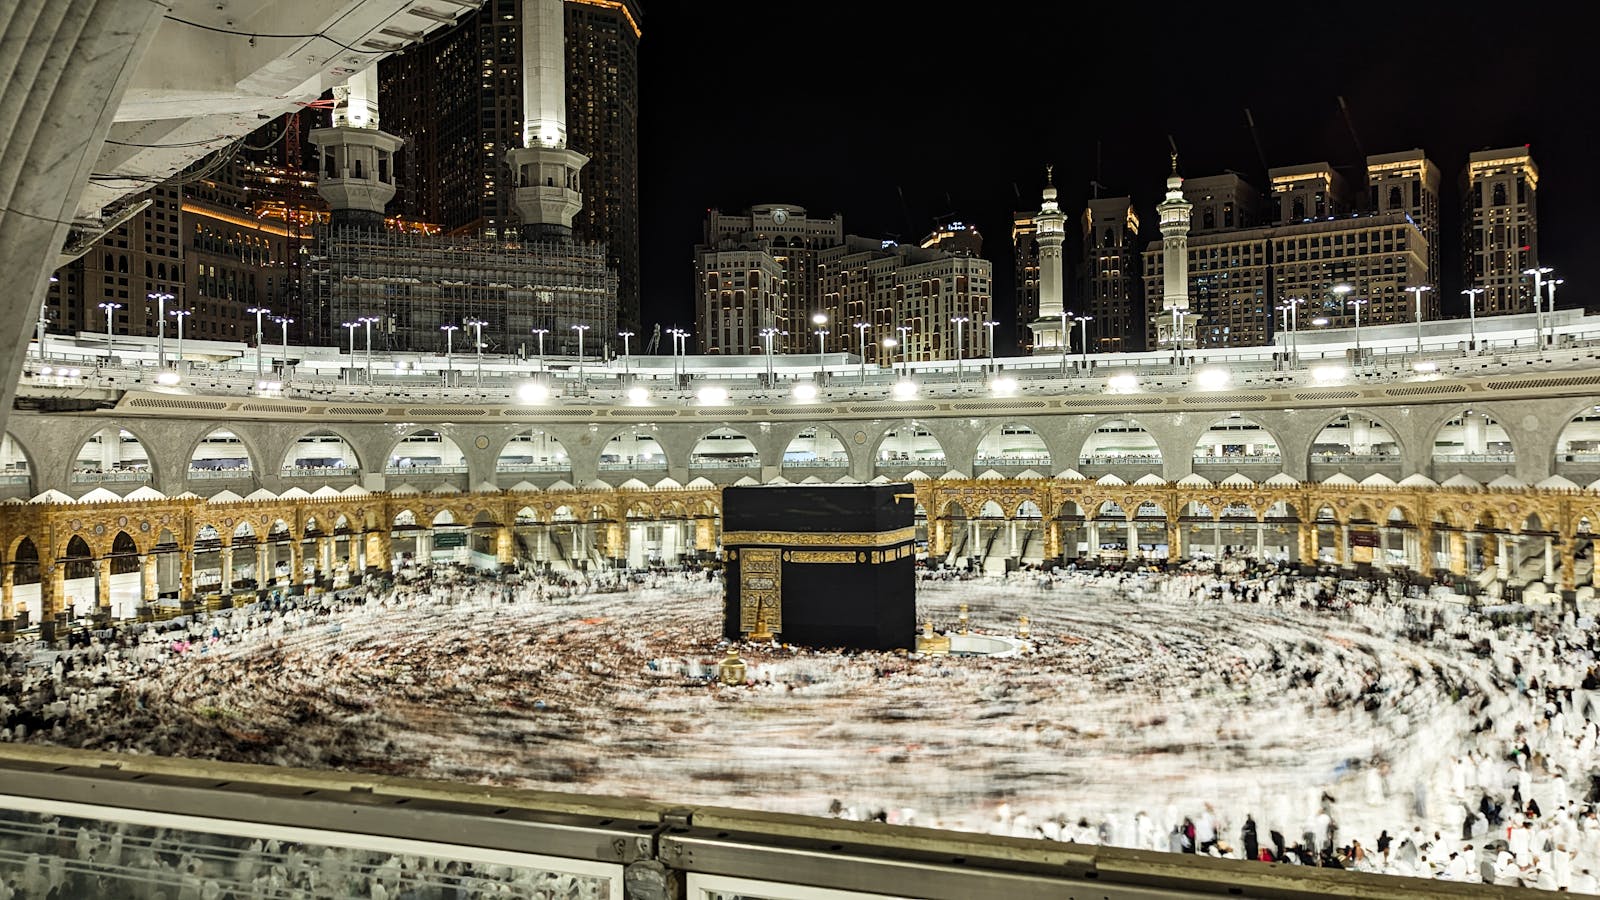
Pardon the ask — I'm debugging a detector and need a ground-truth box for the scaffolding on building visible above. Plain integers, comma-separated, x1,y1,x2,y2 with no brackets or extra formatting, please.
306,226,618,358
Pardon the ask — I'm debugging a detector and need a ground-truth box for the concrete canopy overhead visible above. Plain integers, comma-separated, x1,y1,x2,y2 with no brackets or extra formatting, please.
0,0,477,438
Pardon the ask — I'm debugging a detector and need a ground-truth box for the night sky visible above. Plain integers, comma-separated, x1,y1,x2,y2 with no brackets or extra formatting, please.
635,2,1589,350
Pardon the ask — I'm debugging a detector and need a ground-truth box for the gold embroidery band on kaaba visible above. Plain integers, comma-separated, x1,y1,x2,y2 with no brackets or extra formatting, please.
720,527,916,549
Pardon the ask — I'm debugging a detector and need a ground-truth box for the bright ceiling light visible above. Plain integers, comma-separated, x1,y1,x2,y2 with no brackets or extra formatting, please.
1107,373,1138,392
892,379,918,400
1311,365,1346,383
792,382,818,401
155,371,181,386
1311,317,1330,327
1412,361,1438,373
626,385,650,403
518,382,549,403
989,376,1017,396
697,385,728,404
1195,368,1230,390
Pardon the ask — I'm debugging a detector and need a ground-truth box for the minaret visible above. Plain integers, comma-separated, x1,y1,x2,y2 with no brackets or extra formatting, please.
508,0,588,241
1027,166,1068,354
310,66,403,230
1151,154,1197,360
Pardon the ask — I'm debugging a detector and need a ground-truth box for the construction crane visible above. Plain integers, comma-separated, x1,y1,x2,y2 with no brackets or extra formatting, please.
643,322,661,355
1244,108,1271,176
1337,96,1367,161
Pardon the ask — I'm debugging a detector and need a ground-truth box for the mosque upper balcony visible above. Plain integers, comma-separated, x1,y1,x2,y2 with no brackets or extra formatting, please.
15,309,1600,419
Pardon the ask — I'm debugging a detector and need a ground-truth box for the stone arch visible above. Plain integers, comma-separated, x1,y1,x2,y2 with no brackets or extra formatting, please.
9,537,40,586
600,425,673,472
976,499,1006,519
282,427,365,473
870,421,949,468
780,424,851,470
1553,401,1600,474
1191,413,1285,465
494,429,571,472
108,531,140,575
1424,406,1514,464
1076,416,1164,468
689,426,759,468
1305,409,1410,464
68,422,159,488
386,428,467,473
63,535,94,581
1016,499,1043,519
974,421,1051,469
2,431,36,483
184,426,258,474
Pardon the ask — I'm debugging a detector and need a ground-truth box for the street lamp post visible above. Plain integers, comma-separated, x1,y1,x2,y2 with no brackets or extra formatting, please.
1059,310,1070,375
440,324,459,387
98,302,123,358
1286,297,1304,362
359,316,380,383
342,321,360,378
245,306,270,381
1547,278,1565,346
35,301,48,362
273,315,294,377
464,317,487,387
950,316,968,385
758,327,778,385
854,322,870,383
982,320,998,372
618,330,634,376
1524,266,1553,348
667,327,687,383
1404,285,1431,353
1347,297,1368,354
531,328,549,374
147,292,173,367
896,325,912,377
1276,302,1292,359
572,323,590,389
1461,287,1485,349
814,328,829,377
1073,315,1094,368
169,308,191,368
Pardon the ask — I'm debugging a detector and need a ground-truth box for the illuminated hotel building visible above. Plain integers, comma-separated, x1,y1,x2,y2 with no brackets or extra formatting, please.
1011,210,1040,354
696,205,993,363
695,204,843,356
1462,146,1539,314
1367,149,1442,290
1143,161,1430,349
1077,196,1142,352
1268,162,1355,224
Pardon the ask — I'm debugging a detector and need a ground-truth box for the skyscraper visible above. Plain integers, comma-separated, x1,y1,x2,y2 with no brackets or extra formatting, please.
1077,197,1142,352
380,0,643,332
1367,149,1441,292
1462,147,1539,314
1010,210,1040,354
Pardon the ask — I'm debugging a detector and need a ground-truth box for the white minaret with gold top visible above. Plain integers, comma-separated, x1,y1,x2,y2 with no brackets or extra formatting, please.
1152,154,1197,359
509,0,588,241
1027,166,1068,353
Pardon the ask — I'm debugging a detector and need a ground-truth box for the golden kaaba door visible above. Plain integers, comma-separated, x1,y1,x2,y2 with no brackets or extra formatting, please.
738,547,782,635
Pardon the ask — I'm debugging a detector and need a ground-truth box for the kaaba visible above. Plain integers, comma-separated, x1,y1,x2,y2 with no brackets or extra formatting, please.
721,483,916,651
